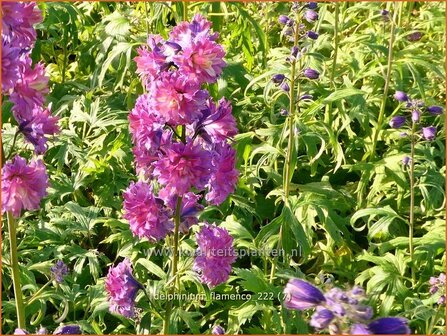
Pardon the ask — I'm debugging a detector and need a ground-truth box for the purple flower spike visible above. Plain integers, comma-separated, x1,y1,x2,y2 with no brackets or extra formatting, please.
53,325,82,335
351,324,371,335
278,15,291,25
272,74,285,84
422,126,436,141
367,317,411,334
394,91,409,102
411,110,420,122
389,116,406,128
51,260,69,283
283,278,326,310
310,306,334,329
427,105,443,115
303,68,319,79
211,326,225,335
304,10,319,23
307,31,319,40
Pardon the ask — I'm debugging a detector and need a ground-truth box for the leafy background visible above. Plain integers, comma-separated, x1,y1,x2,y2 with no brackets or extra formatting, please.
1,1,445,334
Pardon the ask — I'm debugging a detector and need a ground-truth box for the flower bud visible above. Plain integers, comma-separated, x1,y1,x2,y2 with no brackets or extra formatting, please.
307,31,319,40
394,91,409,102
280,82,290,92
411,110,420,122
402,156,411,166
212,326,225,335
422,126,436,141
427,105,443,115
291,46,299,58
407,31,422,42
303,68,319,79
306,2,318,9
310,307,334,329
272,74,285,84
438,295,446,305
278,15,291,25
389,116,406,128
304,9,319,23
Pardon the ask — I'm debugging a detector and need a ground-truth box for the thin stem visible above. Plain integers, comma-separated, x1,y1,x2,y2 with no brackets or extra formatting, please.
162,196,182,335
427,303,443,334
144,1,150,37
7,211,26,329
409,122,416,286
369,4,398,161
26,280,52,306
182,2,188,22
5,131,19,161
61,27,68,84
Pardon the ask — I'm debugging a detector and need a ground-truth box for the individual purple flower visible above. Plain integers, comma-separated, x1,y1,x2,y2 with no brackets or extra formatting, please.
105,258,142,318
394,91,409,102
310,307,334,329
280,108,288,116
151,72,208,126
50,260,69,283
1,155,48,217
402,156,411,166
173,38,226,84
283,279,326,310
304,10,319,23
303,68,319,79
14,329,29,335
193,223,236,287
380,9,390,16
367,317,411,334
211,325,225,335
389,116,406,128
422,126,436,141
153,142,212,196
10,57,49,120
278,15,291,26
307,31,319,40
194,97,237,144
163,192,204,233
272,74,285,84
123,181,173,241
18,106,60,154
351,323,371,335
407,31,422,42
411,110,420,123
134,35,168,84
280,82,290,92
1,43,21,92
206,143,239,205
306,2,318,9
438,295,446,305
1,2,42,48
427,105,443,115
53,325,82,335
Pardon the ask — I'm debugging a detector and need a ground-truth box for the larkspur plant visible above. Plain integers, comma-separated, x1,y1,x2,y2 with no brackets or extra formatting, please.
105,13,238,334
283,278,411,334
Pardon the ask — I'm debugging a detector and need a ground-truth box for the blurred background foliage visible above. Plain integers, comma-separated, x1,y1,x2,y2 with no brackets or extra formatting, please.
2,1,445,334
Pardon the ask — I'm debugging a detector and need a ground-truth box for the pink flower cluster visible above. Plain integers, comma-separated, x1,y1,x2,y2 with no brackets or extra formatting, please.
105,259,142,318
123,14,239,243
2,2,59,154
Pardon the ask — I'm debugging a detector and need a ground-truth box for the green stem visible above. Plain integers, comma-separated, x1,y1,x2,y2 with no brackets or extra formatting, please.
144,1,150,37
26,280,52,306
6,131,19,161
7,211,26,329
182,2,188,22
427,303,443,334
162,196,182,335
61,27,68,83
409,122,416,286
369,4,398,161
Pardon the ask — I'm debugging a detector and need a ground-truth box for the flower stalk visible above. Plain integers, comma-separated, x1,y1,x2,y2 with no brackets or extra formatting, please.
7,211,26,329
409,121,416,286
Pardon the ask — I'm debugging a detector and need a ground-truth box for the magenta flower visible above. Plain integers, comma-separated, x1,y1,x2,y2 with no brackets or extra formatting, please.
10,56,49,120
1,43,21,92
1,2,42,48
174,38,226,83
2,155,48,217
206,143,239,205
153,142,212,196
283,279,326,310
18,106,60,154
169,14,218,49
193,223,236,287
151,72,208,126
123,181,173,241
194,98,237,144
105,258,142,318
134,34,167,84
